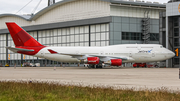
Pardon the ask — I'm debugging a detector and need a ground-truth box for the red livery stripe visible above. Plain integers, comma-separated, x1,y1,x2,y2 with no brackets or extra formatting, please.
48,49,58,54
6,22,43,47
6,22,46,55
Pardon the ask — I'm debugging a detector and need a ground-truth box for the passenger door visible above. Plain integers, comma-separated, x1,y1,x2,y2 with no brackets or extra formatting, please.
129,51,132,57
152,51,155,57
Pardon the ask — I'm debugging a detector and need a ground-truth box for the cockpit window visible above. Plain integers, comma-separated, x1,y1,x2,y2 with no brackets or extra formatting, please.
160,46,163,48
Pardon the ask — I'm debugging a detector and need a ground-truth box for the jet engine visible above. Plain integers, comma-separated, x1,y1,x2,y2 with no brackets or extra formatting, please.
104,59,122,66
81,57,100,64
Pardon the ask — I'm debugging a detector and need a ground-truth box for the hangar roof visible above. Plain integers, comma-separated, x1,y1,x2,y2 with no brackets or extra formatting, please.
0,14,31,20
0,0,166,21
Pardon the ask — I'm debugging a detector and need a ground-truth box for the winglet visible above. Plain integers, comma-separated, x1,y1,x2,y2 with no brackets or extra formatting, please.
48,49,58,54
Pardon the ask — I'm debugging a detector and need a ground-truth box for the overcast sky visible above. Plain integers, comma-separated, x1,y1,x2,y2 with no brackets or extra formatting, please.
0,0,169,15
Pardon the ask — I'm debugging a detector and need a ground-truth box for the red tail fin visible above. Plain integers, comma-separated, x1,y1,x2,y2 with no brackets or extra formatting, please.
6,22,43,47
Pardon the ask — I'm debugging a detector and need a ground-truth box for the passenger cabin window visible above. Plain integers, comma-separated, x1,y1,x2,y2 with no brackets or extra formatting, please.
141,47,153,48
126,47,137,48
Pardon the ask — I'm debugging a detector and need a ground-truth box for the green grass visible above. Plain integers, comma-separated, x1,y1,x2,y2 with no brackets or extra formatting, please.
0,81,180,101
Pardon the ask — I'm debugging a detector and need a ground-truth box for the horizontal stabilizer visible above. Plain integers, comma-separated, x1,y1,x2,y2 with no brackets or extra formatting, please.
6,47,34,53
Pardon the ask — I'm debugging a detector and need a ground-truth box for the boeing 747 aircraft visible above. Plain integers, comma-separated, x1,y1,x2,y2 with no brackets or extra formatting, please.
5,22,175,68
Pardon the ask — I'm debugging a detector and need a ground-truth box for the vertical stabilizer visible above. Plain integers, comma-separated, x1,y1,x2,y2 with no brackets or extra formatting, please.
6,22,43,47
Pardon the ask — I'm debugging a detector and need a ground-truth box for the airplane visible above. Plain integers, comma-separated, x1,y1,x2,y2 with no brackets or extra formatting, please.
5,22,175,68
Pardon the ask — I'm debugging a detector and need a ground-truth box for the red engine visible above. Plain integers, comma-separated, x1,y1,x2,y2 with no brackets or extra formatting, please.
110,59,122,66
105,59,122,66
84,57,100,64
133,63,146,67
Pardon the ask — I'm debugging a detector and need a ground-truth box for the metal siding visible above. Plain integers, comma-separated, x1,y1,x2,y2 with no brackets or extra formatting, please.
121,23,129,32
151,25,159,33
167,2,180,16
35,0,110,25
110,40,113,45
109,23,113,32
130,18,137,24
121,40,130,44
130,24,137,32
110,31,114,40
110,16,160,45
114,40,121,45
151,19,159,25
113,16,121,23
136,24,142,32
110,6,162,19
0,16,30,29
129,41,138,44
0,1,110,31
0,0,165,31
111,0,165,7
0,16,112,34
113,23,121,32
113,32,121,40
122,17,129,23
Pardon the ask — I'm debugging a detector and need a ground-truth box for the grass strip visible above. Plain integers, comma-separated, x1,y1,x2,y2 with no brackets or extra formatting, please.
0,81,180,101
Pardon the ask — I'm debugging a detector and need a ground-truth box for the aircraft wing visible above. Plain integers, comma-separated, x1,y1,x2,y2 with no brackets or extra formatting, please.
59,53,128,61
6,47,34,53
47,49,128,61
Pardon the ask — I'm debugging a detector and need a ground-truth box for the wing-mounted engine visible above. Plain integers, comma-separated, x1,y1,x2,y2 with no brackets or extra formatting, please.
80,57,100,64
104,59,122,66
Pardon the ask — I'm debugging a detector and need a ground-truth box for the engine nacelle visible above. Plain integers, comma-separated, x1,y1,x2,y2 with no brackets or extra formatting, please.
81,57,100,64
104,59,122,66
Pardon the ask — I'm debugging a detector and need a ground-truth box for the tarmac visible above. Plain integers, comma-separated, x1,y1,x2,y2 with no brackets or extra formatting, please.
0,67,180,92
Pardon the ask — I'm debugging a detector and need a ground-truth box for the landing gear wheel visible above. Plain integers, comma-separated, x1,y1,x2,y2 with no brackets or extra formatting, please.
98,66,103,69
96,65,103,69
88,65,95,69
88,66,91,69
155,65,159,68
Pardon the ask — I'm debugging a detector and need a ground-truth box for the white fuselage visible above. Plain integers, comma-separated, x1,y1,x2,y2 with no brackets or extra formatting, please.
34,44,175,63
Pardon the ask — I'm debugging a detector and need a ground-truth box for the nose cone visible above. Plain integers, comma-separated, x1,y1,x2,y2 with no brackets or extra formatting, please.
163,49,175,60
168,51,175,58
172,51,175,57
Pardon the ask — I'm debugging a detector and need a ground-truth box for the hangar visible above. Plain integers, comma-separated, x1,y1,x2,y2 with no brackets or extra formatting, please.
0,0,166,67
159,0,180,68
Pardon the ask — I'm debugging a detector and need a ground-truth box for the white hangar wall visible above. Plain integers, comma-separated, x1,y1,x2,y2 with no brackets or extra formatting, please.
0,0,110,29
0,16,30,29
110,5,161,19
0,0,164,29
35,0,110,25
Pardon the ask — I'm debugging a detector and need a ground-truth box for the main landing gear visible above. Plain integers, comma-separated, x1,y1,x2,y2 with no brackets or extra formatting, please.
88,64,103,69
